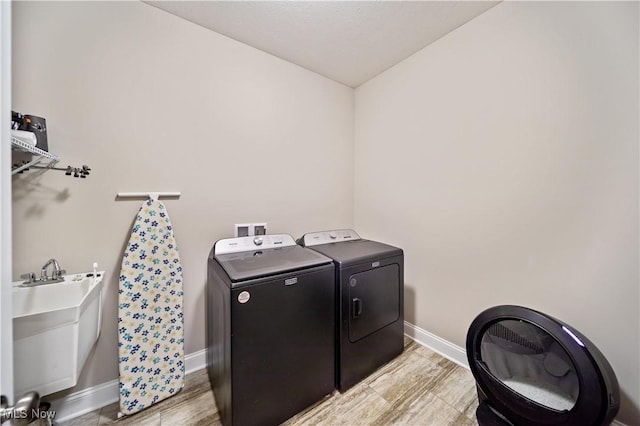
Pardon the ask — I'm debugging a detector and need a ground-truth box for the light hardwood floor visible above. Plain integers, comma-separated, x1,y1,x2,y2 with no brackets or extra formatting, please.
57,338,479,426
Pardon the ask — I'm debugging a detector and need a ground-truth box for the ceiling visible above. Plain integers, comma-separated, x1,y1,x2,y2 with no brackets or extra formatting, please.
145,1,500,88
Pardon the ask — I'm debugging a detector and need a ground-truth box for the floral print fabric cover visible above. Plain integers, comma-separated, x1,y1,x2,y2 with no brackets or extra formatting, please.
118,199,184,415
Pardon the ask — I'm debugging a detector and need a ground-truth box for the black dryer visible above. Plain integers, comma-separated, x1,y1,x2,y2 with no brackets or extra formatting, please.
299,229,404,391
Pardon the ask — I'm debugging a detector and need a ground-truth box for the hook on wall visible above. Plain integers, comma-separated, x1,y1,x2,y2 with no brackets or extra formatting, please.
62,165,91,178
23,164,92,178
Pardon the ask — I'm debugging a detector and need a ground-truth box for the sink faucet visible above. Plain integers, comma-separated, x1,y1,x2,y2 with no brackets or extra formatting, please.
18,259,66,287
40,258,65,281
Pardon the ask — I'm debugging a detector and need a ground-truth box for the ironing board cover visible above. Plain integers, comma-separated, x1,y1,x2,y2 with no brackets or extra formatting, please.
118,199,184,415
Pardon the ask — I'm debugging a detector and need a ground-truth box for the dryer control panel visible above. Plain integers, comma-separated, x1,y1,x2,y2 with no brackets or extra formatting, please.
301,229,361,246
215,234,297,254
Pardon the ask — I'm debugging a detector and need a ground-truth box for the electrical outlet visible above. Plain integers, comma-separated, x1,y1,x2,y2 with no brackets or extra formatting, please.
253,223,267,236
234,223,267,237
235,224,251,237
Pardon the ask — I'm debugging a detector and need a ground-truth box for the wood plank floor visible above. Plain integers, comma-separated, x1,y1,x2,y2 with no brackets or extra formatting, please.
57,338,479,426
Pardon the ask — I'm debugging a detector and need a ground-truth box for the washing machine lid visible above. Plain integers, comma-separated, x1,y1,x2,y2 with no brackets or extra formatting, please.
214,234,331,282
466,305,620,426
301,235,402,267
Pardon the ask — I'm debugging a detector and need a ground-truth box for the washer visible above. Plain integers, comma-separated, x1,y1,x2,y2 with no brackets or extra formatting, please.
207,234,335,426
299,229,404,391
466,305,620,426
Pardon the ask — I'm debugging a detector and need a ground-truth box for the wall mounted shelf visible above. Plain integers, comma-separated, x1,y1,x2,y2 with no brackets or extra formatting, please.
11,136,59,175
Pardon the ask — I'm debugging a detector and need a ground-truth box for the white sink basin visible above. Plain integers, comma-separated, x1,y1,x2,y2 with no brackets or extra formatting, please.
12,271,104,396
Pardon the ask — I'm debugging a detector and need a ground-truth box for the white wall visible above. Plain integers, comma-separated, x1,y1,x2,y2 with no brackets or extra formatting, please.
355,2,638,424
12,1,353,395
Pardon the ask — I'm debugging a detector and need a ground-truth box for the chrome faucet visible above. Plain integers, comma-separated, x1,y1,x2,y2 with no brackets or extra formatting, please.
18,258,66,287
40,258,65,282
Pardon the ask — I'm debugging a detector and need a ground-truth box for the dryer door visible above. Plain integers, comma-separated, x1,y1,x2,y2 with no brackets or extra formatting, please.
348,264,400,342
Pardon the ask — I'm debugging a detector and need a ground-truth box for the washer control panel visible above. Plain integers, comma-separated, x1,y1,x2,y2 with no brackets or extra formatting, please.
215,234,296,254
301,229,361,246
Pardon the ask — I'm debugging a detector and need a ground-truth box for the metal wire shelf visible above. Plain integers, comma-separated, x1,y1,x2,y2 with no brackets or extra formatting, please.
11,136,60,175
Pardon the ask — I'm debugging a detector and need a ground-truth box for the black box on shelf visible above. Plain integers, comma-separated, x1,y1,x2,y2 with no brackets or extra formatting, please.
11,111,49,152
24,115,48,152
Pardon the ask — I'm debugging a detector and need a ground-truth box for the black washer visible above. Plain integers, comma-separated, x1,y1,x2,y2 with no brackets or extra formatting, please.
466,305,620,426
299,229,404,391
207,235,335,426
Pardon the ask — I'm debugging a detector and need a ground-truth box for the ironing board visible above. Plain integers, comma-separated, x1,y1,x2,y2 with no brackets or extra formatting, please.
118,198,184,415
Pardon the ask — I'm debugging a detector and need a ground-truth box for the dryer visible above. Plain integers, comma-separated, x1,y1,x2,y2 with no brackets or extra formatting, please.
299,229,404,391
207,234,335,426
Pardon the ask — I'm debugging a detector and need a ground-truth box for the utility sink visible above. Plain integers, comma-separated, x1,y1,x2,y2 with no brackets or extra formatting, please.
12,271,104,396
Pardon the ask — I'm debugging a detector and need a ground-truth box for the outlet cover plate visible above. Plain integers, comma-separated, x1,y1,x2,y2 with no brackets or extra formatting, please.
253,223,267,236
235,223,251,237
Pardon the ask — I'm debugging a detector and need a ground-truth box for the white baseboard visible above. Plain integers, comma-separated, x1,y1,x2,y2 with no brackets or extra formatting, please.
185,348,206,375
404,321,469,369
49,349,207,423
50,378,119,424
